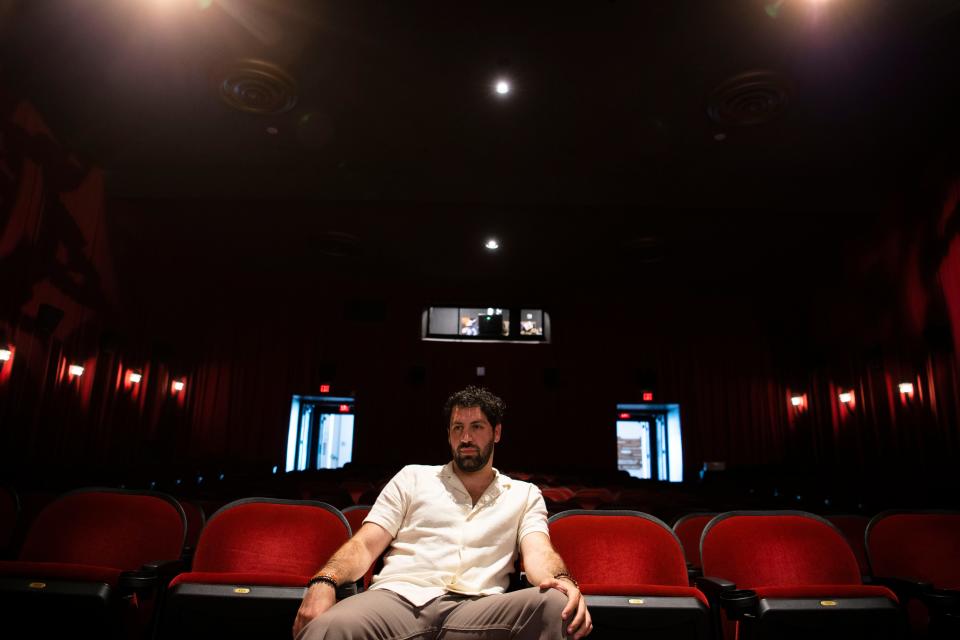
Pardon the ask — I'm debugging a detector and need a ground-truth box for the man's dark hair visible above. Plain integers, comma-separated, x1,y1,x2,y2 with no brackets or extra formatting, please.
443,386,506,428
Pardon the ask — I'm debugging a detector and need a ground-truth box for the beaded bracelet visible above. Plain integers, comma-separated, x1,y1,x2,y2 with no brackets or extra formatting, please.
306,574,339,590
553,572,579,588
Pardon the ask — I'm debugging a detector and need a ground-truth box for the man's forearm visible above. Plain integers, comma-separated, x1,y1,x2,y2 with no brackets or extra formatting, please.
524,547,569,585
312,537,375,584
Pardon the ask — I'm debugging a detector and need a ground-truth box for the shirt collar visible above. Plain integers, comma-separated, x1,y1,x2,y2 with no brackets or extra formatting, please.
439,462,512,500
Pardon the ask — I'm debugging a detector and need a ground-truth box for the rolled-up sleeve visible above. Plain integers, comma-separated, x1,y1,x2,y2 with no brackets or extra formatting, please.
363,467,411,538
517,484,549,543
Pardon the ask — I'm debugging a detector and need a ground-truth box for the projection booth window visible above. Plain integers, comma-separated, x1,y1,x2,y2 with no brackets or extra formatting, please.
423,306,549,343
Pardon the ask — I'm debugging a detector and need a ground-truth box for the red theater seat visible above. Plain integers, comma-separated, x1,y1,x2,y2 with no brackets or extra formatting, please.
698,511,902,640
0,488,186,639
341,504,375,589
541,486,575,502
866,510,960,638
548,509,710,639
672,512,717,578
823,514,871,577
177,500,206,567
158,498,351,639
572,487,619,510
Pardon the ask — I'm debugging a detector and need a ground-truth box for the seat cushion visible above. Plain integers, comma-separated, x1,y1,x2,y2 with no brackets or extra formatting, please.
752,584,897,602
169,571,308,589
580,582,709,606
0,560,124,586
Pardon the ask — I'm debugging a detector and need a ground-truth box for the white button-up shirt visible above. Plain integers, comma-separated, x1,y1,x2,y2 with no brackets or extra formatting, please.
363,463,549,606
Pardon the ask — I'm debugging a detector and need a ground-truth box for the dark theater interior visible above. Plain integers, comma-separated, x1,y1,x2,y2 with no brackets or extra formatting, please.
1,1,959,638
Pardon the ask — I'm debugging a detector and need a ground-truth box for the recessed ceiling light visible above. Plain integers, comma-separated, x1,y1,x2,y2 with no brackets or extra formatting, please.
266,126,279,135
714,132,727,142
494,80,511,96
485,239,499,250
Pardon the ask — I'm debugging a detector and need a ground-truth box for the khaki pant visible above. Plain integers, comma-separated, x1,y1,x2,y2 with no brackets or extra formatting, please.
298,587,569,640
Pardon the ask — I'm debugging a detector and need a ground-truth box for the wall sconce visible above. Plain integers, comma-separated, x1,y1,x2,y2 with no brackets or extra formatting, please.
898,381,915,405
128,370,142,384
790,394,807,410
0,347,11,361
171,379,185,393
839,390,855,405
68,364,85,378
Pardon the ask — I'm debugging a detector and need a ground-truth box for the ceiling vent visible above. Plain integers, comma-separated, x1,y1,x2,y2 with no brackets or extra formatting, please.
707,70,792,126
218,59,297,115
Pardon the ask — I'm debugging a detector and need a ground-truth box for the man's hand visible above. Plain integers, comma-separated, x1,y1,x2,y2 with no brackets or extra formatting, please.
539,577,593,639
292,583,336,638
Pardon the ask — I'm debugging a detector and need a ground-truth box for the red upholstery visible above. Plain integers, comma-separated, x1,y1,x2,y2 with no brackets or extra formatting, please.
866,511,960,589
341,505,370,537
673,513,716,570
18,489,186,570
549,511,690,587
700,512,863,589
160,499,350,638
0,560,123,586
169,571,308,588
342,505,374,588
548,510,709,638
186,499,350,581
824,514,871,575
339,481,374,505
572,487,618,510
580,582,709,606
752,584,896,601
0,489,185,639
541,487,575,502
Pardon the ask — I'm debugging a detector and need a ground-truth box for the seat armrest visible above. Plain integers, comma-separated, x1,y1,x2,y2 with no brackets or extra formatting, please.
141,559,186,577
921,588,960,614
695,576,737,599
695,577,758,619
118,570,159,593
719,589,759,620
868,576,932,603
118,559,186,594
686,562,703,583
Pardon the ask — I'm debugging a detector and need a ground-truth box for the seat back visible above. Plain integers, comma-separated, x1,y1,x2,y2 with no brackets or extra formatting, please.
701,511,861,588
572,487,618,510
19,488,186,569
866,510,960,588
673,513,716,570
179,500,206,552
342,505,375,588
824,514,871,576
192,498,349,578
341,504,370,537
549,510,689,589
541,486,575,503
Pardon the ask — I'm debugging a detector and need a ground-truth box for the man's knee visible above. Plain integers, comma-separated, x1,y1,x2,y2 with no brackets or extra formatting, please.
536,587,568,616
296,607,351,640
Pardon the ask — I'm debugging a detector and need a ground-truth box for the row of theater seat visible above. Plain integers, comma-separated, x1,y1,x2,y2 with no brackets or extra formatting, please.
0,487,956,639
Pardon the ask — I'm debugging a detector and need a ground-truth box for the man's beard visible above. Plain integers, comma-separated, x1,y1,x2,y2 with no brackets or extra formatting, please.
453,441,494,472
